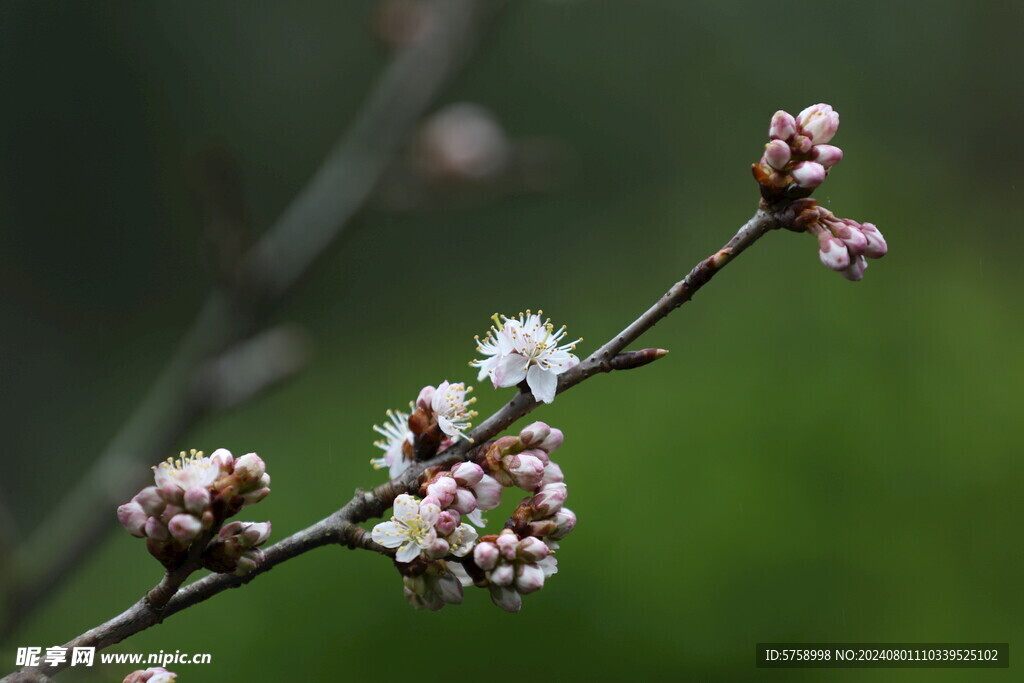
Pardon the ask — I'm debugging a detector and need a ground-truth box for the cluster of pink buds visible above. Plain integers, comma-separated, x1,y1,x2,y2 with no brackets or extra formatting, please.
116,449,272,572
373,420,575,612
785,198,888,281
420,461,503,527
202,521,273,576
465,529,557,612
753,103,842,201
123,667,176,683
478,420,564,492
753,104,889,281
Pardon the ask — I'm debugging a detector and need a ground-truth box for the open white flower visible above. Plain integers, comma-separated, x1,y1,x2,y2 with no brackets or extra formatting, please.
445,523,479,557
371,409,414,478
431,380,477,441
372,494,441,563
152,449,231,494
471,311,581,404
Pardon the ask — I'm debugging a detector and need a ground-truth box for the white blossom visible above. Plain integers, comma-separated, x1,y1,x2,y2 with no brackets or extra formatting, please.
152,449,231,494
471,311,580,404
371,409,414,478
430,380,477,441
372,494,442,563
445,523,479,557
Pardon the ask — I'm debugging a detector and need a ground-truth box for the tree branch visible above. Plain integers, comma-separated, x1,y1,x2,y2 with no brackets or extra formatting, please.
2,0,507,642
7,205,780,681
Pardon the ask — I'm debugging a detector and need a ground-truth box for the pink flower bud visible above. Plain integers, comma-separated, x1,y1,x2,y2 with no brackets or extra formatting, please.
818,235,851,271
234,548,264,575
526,519,556,537
450,488,478,515
135,487,165,517
841,255,869,282
494,530,518,559
860,223,888,258
537,428,564,454
117,501,148,538
516,536,550,563
219,520,243,538
796,103,840,145
233,453,266,484
515,563,546,594
489,563,515,587
474,541,500,570
472,474,503,510
240,521,272,547
518,421,551,447
764,140,791,171
521,447,549,466
451,461,483,487
183,486,211,515
549,508,577,540
415,385,436,410
426,477,458,507
489,585,522,613
830,220,868,255
791,135,813,155
436,510,460,536
168,513,203,543
792,161,827,189
503,453,545,491
435,571,464,605
812,144,843,168
542,461,564,485
769,110,797,141
241,485,270,506
532,482,567,517
123,667,177,683
208,448,234,473
145,516,170,541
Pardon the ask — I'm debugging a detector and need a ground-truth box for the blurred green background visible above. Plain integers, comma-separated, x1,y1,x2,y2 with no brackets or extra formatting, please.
2,1,1022,681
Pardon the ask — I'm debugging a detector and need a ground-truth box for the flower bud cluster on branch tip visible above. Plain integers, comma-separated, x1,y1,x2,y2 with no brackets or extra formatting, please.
786,198,888,281
471,310,581,404
116,449,272,573
124,667,176,683
371,421,575,612
753,103,842,202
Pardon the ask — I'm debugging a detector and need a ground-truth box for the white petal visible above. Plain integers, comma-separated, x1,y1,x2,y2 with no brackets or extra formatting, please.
420,502,441,526
437,415,457,438
392,494,419,522
371,521,406,548
466,509,486,527
396,542,422,563
497,325,516,355
476,355,500,382
447,562,474,587
527,365,558,404
493,353,528,387
537,554,559,577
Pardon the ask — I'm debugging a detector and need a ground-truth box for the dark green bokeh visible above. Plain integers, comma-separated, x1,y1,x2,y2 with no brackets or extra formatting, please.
2,1,1022,681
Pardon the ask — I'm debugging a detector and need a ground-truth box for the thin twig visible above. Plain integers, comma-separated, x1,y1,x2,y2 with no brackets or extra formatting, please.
6,206,780,681
2,0,507,642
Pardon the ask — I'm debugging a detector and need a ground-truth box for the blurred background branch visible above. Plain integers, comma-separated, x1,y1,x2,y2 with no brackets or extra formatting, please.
1,0,506,642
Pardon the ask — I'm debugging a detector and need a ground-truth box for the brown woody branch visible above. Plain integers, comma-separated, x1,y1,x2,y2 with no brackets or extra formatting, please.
7,206,781,681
